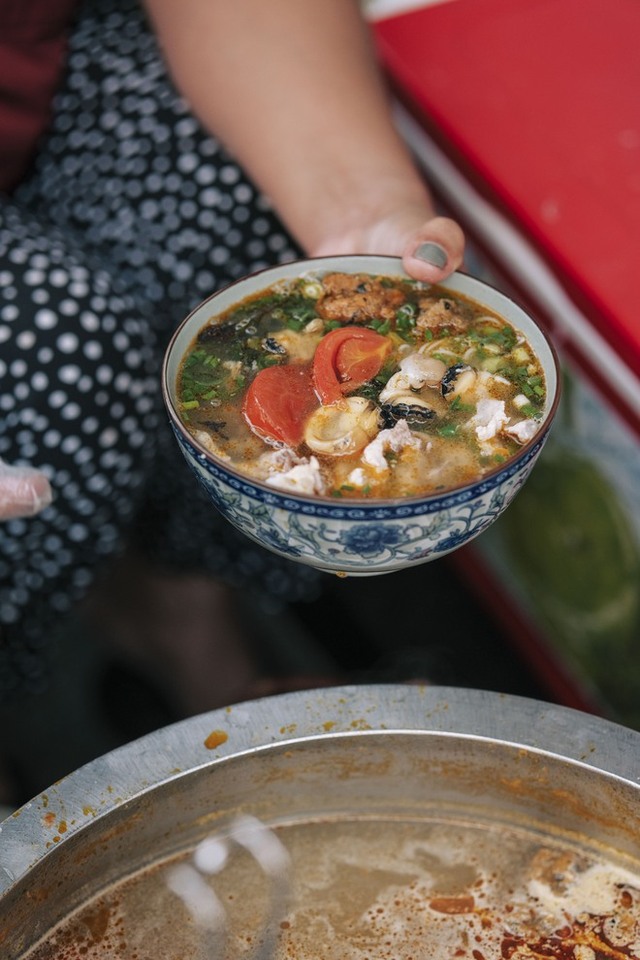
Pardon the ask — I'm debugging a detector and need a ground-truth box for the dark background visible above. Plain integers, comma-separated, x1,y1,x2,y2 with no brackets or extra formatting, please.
1,553,551,807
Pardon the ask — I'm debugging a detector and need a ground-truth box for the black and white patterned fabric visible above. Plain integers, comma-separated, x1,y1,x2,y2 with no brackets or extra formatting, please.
0,0,320,699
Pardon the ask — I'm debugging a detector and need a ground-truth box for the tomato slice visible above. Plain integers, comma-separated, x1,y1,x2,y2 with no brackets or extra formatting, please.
242,362,318,447
335,335,392,388
312,326,391,404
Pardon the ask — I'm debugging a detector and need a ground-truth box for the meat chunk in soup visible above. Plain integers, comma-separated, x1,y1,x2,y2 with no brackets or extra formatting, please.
317,272,406,324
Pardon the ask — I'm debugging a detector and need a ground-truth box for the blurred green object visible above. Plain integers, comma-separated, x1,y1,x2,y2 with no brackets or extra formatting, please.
503,414,640,725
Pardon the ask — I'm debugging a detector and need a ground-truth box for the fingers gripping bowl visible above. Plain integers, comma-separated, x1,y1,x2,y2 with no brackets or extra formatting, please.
162,256,561,575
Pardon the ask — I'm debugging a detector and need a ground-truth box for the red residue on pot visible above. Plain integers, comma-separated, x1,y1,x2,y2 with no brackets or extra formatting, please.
204,729,228,749
429,895,476,914
350,718,373,730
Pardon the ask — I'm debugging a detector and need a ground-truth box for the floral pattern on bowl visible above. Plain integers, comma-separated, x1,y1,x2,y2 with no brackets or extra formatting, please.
174,425,547,576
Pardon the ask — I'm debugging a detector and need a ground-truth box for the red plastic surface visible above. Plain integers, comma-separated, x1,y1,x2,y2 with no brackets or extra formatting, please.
374,0,640,374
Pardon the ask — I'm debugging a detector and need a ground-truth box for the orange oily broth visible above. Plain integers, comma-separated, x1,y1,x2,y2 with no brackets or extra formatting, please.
24,817,640,959
177,273,547,499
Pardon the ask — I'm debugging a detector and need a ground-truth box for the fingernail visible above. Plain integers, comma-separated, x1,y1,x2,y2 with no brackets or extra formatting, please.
414,242,448,269
32,486,53,513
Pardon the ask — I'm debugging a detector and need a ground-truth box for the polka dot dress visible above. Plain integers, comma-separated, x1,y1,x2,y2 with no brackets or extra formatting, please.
0,0,320,698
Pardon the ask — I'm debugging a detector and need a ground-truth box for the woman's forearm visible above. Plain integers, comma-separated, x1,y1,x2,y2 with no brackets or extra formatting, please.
143,0,436,254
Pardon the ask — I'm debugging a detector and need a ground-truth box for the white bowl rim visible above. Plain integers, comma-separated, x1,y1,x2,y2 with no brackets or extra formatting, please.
162,255,562,507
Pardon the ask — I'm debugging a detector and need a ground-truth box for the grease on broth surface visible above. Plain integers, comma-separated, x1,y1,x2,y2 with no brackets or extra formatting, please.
25,817,640,959
177,273,547,499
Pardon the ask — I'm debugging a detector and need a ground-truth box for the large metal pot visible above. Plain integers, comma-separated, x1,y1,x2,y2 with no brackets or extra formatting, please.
2,685,640,958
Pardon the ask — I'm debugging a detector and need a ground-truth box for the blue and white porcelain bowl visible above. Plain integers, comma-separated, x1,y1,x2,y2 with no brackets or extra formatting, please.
162,256,561,576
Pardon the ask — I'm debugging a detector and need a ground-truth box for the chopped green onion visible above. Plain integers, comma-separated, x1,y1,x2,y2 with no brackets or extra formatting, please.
395,302,417,333
519,402,539,418
450,395,474,413
371,319,391,335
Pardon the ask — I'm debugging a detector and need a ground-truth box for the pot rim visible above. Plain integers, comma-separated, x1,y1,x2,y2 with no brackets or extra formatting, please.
1,684,638,897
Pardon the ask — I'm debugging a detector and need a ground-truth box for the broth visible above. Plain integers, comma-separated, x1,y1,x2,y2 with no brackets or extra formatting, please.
177,272,547,499
25,816,640,959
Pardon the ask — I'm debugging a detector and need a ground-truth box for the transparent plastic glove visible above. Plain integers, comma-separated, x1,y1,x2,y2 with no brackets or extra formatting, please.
0,459,52,521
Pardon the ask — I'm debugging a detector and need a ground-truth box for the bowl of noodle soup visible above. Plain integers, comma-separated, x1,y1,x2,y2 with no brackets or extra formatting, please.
162,255,560,576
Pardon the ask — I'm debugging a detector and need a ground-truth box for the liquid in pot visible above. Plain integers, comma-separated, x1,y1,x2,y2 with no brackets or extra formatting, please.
25,815,640,959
